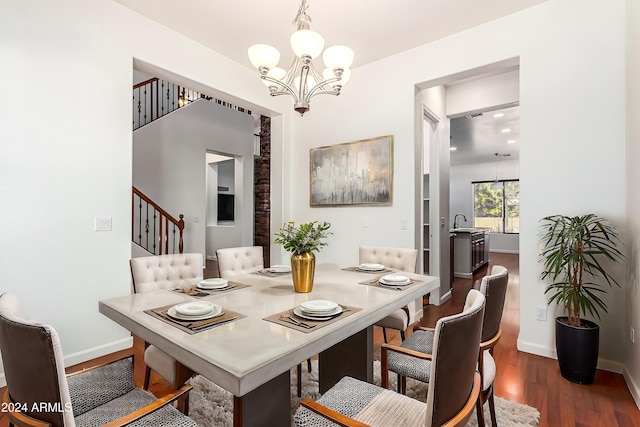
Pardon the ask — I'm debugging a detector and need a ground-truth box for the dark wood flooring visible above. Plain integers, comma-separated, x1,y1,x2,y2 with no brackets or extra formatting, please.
2,253,639,426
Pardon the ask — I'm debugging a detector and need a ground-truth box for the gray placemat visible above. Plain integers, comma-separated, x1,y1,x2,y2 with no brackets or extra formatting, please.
358,276,425,291
343,266,395,274
171,281,250,297
145,303,246,334
251,269,292,278
263,304,361,333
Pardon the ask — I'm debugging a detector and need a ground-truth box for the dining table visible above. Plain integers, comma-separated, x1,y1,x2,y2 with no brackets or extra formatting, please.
99,263,440,427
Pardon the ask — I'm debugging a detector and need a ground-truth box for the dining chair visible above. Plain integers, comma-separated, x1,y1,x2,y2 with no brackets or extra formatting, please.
293,289,485,427
359,245,421,342
0,292,197,427
386,265,509,427
216,246,264,278
130,253,203,394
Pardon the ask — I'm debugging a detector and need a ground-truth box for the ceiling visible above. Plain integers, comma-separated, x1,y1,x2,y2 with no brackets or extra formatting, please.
113,0,546,70
116,0,531,164
450,105,520,166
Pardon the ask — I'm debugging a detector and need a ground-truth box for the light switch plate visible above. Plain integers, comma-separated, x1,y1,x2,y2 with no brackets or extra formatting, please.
94,217,112,231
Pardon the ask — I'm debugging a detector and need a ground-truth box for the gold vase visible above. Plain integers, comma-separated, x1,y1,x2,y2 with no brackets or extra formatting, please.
290,251,315,293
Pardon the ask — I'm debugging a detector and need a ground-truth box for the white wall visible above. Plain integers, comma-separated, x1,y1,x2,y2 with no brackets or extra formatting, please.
450,159,520,253
284,0,628,375
133,100,254,257
625,0,640,407
447,69,519,117
0,0,285,383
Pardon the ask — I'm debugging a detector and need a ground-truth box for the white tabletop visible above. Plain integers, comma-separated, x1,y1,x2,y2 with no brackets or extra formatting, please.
99,264,440,396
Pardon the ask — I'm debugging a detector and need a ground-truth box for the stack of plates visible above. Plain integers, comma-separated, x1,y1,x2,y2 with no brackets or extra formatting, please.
358,263,385,271
168,301,223,321
294,300,342,321
198,278,229,290
266,265,292,273
379,274,411,287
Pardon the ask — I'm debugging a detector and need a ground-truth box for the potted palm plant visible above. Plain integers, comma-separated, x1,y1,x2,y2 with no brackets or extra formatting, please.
539,214,624,384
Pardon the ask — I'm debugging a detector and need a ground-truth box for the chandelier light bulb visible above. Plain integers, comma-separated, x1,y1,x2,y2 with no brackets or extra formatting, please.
322,68,351,87
262,67,287,87
248,44,280,70
290,29,325,59
322,45,354,71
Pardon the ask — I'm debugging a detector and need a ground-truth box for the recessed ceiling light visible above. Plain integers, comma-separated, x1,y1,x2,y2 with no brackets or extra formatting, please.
450,146,457,151
507,139,516,144
501,128,511,133
493,113,505,118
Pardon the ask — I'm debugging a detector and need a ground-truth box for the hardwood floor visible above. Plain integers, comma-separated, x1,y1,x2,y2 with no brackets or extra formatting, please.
1,252,639,426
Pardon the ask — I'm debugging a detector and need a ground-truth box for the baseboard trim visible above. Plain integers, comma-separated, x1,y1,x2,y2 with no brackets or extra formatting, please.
517,338,624,374
624,366,640,410
64,337,133,368
489,249,520,254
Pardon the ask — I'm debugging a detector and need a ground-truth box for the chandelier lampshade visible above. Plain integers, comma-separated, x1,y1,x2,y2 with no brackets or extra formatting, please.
248,0,354,116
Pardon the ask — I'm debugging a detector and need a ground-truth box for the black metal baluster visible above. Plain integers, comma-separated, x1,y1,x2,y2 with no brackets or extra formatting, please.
144,202,150,251
152,209,157,254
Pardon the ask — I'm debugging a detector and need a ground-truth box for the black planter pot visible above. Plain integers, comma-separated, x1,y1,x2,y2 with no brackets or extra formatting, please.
555,316,599,384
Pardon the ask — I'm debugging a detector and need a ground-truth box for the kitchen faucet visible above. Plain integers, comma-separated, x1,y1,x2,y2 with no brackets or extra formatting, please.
453,213,467,229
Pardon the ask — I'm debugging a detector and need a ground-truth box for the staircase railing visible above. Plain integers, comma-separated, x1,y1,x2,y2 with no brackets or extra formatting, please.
132,186,184,255
133,78,200,130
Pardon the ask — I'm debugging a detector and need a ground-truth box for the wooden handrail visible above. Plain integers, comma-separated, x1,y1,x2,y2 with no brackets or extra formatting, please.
132,186,184,254
133,77,158,90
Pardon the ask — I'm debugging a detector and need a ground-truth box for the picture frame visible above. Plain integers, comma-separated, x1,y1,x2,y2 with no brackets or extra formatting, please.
310,135,393,206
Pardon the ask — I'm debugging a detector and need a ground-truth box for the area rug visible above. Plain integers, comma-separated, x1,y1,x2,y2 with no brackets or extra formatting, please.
188,360,539,426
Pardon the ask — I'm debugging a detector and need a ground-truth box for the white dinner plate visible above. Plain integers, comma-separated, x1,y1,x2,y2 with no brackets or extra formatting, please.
175,301,216,316
267,265,292,273
381,275,409,283
300,300,339,313
168,304,222,321
294,306,342,321
359,263,385,271
198,278,229,289
379,275,411,286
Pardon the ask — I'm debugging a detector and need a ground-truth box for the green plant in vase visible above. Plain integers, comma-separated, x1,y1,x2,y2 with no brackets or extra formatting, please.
275,221,332,292
539,213,624,383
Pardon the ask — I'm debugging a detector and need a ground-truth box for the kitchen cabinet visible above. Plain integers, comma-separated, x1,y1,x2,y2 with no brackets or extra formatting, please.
452,229,489,278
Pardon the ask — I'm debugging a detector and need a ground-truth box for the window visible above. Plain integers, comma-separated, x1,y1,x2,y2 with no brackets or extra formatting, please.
473,180,519,233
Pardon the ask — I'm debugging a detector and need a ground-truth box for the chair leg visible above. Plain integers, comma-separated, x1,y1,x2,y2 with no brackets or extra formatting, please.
297,364,303,397
382,327,388,343
488,389,497,426
181,393,190,416
401,376,407,395
400,329,406,341
307,358,312,373
397,373,402,393
476,396,486,427
143,366,152,390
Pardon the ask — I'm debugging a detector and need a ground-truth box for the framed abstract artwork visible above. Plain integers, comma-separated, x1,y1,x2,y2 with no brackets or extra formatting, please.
310,135,393,206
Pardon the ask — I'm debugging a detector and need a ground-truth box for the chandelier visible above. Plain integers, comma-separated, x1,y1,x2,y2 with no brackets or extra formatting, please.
247,0,354,116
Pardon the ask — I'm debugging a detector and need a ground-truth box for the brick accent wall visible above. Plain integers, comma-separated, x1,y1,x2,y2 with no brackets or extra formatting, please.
254,116,271,266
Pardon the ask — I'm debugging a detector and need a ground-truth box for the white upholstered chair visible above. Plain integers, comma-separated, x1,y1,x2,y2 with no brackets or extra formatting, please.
294,290,486,427
0,292,196,427
216,246,264,278
130,253,204,391
359,246,421,342
387,265,509,427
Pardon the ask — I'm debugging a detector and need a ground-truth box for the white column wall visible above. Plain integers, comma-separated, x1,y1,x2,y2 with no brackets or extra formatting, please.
625,0,640,407
284,0,627,372
0,0,286,382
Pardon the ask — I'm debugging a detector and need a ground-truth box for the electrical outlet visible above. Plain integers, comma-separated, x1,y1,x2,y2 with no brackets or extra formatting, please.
631,327,635,344
536,306,547,322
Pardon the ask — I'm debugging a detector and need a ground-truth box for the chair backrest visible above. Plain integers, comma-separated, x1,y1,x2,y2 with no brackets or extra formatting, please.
130,253,204,293
425,289,485,427
0,292,75,427
216,246,264,279
478,265,509,342
358,246,418,273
